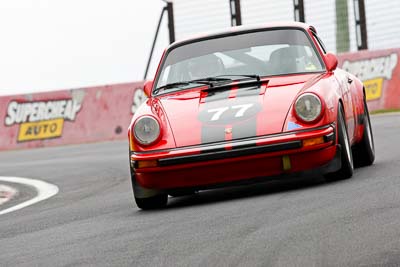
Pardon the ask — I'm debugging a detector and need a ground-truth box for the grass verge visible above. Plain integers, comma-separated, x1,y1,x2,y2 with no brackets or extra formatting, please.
370,108,400,115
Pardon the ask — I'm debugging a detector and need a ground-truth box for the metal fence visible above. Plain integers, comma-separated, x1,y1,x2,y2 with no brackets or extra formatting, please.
170,0,400,53
145,0,400,79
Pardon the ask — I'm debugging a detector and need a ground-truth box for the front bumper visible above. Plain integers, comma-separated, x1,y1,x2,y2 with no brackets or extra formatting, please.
131,124,339,190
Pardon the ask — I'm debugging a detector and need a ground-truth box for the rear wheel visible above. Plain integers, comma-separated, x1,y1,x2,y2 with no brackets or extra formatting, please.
352,97,375,167
325,105,354,181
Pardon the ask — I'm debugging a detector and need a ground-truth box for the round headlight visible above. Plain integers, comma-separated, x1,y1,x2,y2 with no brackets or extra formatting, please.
294,93,323,123
133,116,161,145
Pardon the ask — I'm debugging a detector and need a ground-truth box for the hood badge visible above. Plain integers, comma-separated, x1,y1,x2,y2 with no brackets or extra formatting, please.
225,127,233,134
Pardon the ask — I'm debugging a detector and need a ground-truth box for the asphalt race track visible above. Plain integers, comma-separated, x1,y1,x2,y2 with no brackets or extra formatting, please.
1,113,400,266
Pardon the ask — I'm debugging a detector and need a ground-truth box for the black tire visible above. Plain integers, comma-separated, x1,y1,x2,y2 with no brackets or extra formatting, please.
135,194,168,210
168,190,197,198
325,105,354,181
352,97,375,167
130,163,168,210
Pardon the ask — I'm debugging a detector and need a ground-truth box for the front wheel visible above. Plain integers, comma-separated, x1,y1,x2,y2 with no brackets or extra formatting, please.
325,105,354,181
130,165,168,210
135,194,168,210
168,189,197,198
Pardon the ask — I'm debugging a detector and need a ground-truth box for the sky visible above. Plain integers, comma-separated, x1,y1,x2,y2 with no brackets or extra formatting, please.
0,0,169,95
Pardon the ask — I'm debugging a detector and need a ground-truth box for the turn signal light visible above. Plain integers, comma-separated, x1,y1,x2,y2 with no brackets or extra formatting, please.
282,155,291,171
136,160,158,168
302,137,324,147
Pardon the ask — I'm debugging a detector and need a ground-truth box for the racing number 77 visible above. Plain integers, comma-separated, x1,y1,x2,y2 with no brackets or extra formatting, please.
207,103,254,121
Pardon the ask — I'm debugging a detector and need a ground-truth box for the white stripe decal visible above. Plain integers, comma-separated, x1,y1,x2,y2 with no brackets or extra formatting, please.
0,177,59,216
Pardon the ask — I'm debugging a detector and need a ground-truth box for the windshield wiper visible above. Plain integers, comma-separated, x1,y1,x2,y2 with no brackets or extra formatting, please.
194,75,261,87
188,77,232,88
154,75,262,94
192,77,232,83
200,74,264,91
214,74,261,81
154,81,197,94
154,78,230,94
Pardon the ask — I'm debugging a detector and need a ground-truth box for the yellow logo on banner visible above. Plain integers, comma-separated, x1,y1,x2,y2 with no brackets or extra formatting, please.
363,78,383,101
18,119,64,142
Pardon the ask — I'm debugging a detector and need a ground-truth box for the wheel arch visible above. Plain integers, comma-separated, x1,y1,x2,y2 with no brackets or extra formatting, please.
335,99,345,144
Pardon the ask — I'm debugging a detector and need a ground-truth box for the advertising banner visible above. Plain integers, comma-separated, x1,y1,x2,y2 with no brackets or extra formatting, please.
338,48,400,111
0,82,145,150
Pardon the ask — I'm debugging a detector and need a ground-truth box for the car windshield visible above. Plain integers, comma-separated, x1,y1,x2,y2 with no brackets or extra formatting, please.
155,28,325,91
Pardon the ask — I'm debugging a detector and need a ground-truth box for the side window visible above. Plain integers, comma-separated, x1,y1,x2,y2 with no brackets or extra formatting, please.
313,34,327,54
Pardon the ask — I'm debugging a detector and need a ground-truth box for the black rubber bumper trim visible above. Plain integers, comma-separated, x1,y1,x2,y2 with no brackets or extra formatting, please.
158,140,302,166
131,124,335,157
323,132,335,143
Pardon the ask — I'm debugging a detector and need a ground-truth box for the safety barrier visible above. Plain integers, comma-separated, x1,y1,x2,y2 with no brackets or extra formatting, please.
1,48,399,151
0,82,145,151
338,48,400,111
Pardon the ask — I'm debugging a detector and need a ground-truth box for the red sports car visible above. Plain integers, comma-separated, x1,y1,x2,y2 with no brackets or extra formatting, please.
128,22,374,210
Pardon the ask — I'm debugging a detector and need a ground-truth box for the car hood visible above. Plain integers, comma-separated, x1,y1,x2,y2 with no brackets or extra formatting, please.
158,74,320,147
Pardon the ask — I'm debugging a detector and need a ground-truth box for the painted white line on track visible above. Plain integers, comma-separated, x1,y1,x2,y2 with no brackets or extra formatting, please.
0,177,59,216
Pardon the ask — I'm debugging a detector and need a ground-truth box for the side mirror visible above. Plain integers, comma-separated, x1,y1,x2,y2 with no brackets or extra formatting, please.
143,80,153,97
325,53,338,72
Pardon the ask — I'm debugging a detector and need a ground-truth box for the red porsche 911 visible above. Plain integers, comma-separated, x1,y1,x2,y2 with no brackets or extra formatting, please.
128,22,374,210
